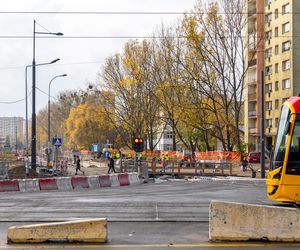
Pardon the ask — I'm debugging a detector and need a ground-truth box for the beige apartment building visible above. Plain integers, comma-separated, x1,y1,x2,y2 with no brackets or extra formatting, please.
245,0,299,151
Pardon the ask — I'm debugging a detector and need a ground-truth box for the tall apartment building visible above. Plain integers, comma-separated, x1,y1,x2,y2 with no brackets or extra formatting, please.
245,0,298,151
245,0,265,151
0,117,24,149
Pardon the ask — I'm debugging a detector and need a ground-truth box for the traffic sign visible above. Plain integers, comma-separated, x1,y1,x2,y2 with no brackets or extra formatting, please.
103,151,110,157
52,137,62,147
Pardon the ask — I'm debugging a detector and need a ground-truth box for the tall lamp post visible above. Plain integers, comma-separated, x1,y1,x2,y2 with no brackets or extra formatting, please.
32,20,63,170
25,58,60,176
47,74,67,167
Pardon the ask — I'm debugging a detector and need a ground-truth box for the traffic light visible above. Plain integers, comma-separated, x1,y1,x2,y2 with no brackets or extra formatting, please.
133,138,144,152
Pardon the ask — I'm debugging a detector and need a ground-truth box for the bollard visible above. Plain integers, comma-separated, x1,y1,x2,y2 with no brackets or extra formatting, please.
171,161,175,179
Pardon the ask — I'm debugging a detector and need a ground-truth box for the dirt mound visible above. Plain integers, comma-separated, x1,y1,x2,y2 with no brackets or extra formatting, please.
8,164,39,179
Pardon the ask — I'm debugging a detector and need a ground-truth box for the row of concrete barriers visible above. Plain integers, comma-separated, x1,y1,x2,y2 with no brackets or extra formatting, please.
0,172,140,192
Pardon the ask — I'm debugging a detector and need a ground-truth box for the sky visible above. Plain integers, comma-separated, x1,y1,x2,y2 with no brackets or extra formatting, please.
0,0,197,118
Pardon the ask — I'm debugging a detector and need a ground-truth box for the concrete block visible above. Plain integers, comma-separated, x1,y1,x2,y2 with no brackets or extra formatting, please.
87,175,101,189
18,179,39,192
7,218,107,243
110,174,120,187
209,200,300,242
56,177,73,191
128,172,140,184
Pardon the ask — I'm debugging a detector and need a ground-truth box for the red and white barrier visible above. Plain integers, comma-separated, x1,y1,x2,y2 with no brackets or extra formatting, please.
110,174,120,187
0,180,19,192
18,179,40,192
39,178,58,191
87,175,101,189
128,173,140,184
1,172,140,193
71,176,89,189
57,177,73,191
99,175,111,187
118,173,130,186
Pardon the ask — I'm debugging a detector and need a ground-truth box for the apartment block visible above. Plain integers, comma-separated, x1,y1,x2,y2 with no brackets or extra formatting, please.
245,0,299,151
245,0,265,151
0,117,24,149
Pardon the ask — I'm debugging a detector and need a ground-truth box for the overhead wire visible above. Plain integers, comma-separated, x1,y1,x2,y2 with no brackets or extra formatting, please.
0,90,32,104
0,11,296,15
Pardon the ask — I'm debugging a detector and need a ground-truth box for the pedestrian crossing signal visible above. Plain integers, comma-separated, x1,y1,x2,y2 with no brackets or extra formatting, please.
133,138,144,152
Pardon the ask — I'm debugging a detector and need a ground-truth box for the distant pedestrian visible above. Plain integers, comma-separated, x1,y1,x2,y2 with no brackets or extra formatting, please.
62,159,68,176
107,156,116,174
75,155,85,175
73,154,77,165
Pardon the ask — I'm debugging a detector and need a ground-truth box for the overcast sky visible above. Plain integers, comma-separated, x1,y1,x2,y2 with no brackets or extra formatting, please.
0,0,197,118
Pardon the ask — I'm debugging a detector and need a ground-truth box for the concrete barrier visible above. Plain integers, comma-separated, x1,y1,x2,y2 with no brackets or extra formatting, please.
110,174,120,187
71,176,89,189
38,178,58,191
209,200,300,242
99,175,111,188
7,218,107,243
0,180,19,192
88,175,101,189
18,179,39,192
128,172,140,184
117,173,130,186
57,177,73,191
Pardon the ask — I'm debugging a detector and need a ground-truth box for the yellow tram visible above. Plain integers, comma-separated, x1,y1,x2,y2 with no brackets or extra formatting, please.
267,96,300,202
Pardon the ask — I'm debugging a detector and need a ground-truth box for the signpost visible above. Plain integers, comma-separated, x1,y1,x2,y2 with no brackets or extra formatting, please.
52,137,62,173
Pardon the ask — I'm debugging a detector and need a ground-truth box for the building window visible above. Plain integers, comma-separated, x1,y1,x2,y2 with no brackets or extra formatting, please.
266,30,272,40
275,27,278,37
266,101,272,111
275,118,279,128
275,81,279,91
275,63,279,73
282,41,291,52
165,144,172,151
282,3,290,15
282,79,291,89
275,45,279,55
165,131,173,139
275,99,279,109
282,22,290,33
266,83,272,93
265,0,272,5
265,13,272,23
275,9,278,19
265,48,272,58
266,119,273,128
282,97,289,103
266,65,272,75
282,60,290,71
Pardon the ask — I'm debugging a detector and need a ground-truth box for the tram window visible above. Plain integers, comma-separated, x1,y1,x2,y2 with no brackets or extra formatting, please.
272,105,290,169
286,120,300,175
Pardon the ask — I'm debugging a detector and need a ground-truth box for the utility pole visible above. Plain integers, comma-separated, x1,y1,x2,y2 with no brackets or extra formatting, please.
260,71,266,178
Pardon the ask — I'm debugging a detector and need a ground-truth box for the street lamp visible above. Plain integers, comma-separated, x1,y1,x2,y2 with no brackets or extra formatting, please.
32,20,63,170
47,74,67,167
25,58,60,176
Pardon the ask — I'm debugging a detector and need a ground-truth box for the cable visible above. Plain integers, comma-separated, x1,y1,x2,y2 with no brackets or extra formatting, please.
0,60,104,71
36,86,58,101
0,11,295,15
0,35,298,39
0,90,32,104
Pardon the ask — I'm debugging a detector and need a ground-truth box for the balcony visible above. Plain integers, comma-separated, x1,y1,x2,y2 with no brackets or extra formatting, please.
248,59,257,68
248,8,256,18
249,128,257,134
248,111,257,117
248,93,257,101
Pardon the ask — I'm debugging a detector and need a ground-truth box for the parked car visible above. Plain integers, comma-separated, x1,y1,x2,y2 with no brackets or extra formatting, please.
248,152,261,163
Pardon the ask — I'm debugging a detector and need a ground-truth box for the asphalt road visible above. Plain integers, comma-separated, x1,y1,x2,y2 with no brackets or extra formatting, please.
0,178,298,249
